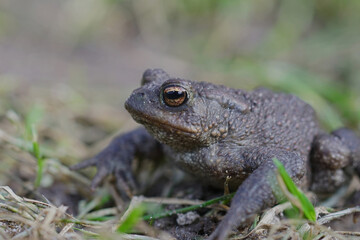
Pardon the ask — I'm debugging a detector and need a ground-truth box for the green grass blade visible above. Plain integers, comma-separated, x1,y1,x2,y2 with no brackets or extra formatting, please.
32,126,44,188
298,192,316,222
273,158,316,222
117,204,145,233
25,105,43,141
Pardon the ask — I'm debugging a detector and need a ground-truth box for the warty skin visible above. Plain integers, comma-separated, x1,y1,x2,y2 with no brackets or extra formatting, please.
72,69,360,240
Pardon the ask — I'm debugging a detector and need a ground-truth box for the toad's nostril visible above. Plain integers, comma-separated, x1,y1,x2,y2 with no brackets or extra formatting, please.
134,91,146,101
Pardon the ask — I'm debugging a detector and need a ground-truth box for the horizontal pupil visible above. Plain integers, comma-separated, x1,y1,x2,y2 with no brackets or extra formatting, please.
166,91,184,100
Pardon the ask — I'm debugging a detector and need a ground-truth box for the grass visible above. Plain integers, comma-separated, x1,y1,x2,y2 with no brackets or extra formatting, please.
22,105,46,187
31,126,44,188
117,204,145,233
273,158,316,223
142,192,235,222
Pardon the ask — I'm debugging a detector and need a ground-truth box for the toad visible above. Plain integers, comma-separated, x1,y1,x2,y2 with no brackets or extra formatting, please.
72,69,360,240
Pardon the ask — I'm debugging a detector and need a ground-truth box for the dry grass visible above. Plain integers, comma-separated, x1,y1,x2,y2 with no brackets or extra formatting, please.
0,184,359,239
0,185,176,239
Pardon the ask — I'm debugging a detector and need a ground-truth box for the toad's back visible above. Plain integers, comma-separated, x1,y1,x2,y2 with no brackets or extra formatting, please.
216,87,320,158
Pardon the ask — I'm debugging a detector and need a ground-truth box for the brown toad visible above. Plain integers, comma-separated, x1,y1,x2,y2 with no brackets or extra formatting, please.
72,69,360,240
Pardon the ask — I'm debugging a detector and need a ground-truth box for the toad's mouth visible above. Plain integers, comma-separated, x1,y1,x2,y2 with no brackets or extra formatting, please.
127,108,198,134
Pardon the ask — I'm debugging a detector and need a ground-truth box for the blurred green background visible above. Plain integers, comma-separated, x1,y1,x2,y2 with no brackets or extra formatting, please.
1,0,360,130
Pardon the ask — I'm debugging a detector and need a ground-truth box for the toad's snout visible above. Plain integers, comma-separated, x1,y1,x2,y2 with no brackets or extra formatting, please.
125,88,157,119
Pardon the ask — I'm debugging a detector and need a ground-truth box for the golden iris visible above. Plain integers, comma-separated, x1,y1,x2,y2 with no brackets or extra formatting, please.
163,85,188,107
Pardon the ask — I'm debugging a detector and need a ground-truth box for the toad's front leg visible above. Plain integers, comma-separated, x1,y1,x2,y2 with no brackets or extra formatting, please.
71,127,163,195
208,148,307,240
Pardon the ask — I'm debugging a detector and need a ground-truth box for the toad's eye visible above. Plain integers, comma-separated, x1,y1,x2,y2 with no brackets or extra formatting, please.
162,85,188,107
